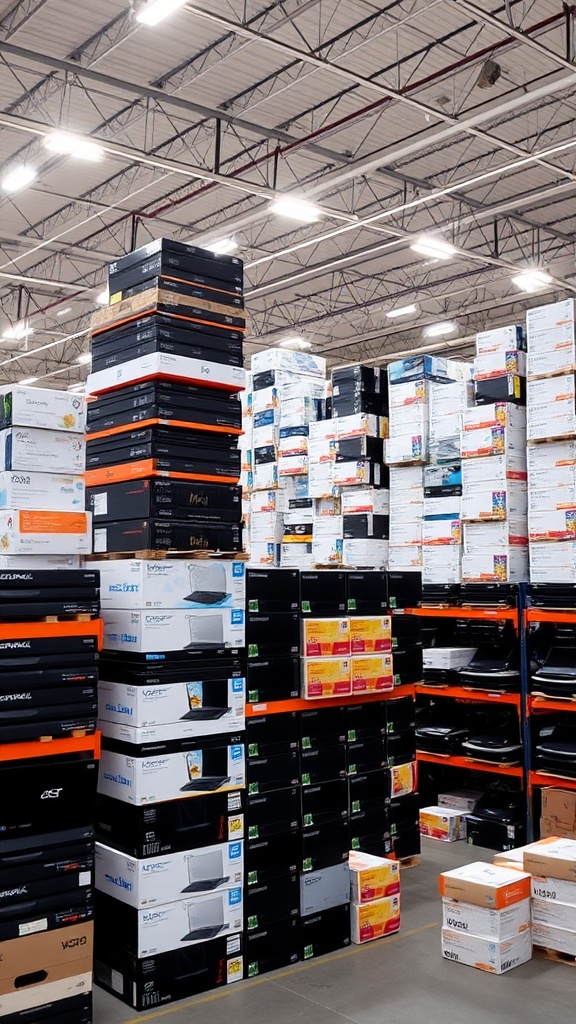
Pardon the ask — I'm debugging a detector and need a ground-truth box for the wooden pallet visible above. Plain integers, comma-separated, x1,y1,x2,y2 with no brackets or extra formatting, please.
89,550,249,561
0,613,99,623
535,945,576,967
398,855,420,870
38,729,95,742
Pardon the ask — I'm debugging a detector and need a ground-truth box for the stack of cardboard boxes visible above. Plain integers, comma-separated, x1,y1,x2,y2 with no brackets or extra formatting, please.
349,851,401,944
526,299,576,582
440,861,533,974
86,238,247,1011
0,385,99,1024
526,838,576,960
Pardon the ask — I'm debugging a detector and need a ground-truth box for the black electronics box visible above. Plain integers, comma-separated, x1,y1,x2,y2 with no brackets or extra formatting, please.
86,426,239,471
0,569,98,589
91,316,243,362
246,568,300,613
99,652,243,686
108,237,243,289
87,478,242,524
86,377,242,435
246,656,300,704
299,707,347,750
93,518,242,554
2,994,93,1024
465,815,526,852
392,647,424,686
117,276,246,329
346,570,387,614
0,887,93,941
0,703,98,745
332,393,387,417
474,375,526,407
343,514,389,540
389,826,421,860
301,778,349,828
337,437,384,463
92,331,243,373
245,831,300,887
246,788,300,840
95,931,242,1011
386,695,416,734
300,904,351,961
0,756,98,852
246,712,299,757
301,817,350,873
387,571,422,610
95,790,244,858
347,736,387,775
0,634,98,660
246,613,300,659
244,874,299,933
349,807,391,855
388,793,419,836
348,769,390,815
386,735,416,768
0,833,94,911
247,751,300,796
346,701,387,742
300,571,347,616
332,365,383,394
244,917,299,978
300,744,347,786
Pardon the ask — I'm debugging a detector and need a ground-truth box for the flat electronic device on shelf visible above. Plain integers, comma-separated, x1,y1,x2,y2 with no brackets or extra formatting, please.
535,722,576,777
529,584,576,609
182,850,229,893
531,647,576,698
461,735,522,765
458,583,517,608
471,783,524,824
420,584,460,607
458,644,519,691
415,723,468,755
181,896,229,941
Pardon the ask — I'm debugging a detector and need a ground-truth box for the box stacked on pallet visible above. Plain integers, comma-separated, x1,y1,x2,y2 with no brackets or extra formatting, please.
247,349,328,568
86,238,246,1011
474,325,526,407
526,299,576,582
349,851,400,944
525,837,576,958
0,384,100,1024
439,862,532,973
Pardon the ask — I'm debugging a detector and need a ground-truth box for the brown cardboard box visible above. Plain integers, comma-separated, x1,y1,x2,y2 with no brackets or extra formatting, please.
523,837,576,881
541,788,576,831
540,817,576,841
439,862,531,909
0,922,93,1017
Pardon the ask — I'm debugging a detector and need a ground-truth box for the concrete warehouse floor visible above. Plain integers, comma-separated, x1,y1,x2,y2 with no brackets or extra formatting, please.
95,839,571,1024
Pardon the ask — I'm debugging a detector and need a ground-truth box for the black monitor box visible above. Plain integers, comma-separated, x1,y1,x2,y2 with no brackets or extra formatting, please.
246,656,300,704
247,712,299,757
347,736,387,776
299,706,347,751
346,571,387,614
244,917,299,978
246,788,300,840
465,815,526,852
246,569,300,614
387,571,422,610
301,778,349,828
247,751,300,796
245,830,300,888
0,755,98,853
95,790,244,858
300,904,351,961
300,744,347,787
244,874,299,933
301,818,350,873
246,613,300,659
300,571,347,617
346,701,387,743
1,994,93,1024
348,769,390,815
95,931,242,1011
349,807,391,856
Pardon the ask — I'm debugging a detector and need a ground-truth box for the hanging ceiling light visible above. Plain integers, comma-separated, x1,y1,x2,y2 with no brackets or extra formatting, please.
270,196,321,223
137,0,188,26
45,132,104,162
2,164,37,193
512,269,552,293
410,236,456,260
425,321,457,337
385,304,418,319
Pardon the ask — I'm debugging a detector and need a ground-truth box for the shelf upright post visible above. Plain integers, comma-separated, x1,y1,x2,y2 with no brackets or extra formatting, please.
518,582,533,840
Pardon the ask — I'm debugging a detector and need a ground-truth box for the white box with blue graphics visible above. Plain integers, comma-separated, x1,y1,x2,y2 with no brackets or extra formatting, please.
86,558,245,610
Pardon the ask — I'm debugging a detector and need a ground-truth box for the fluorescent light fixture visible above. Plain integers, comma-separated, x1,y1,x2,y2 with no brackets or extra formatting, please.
410,236,456,260
45,131,103,162
19,377,38,386
2,322,34,341
512,269,552,293
385,303,418,319
77,352,91,365
425,321,457,338
207,237,238,255
96,289,109,306
57,307,72,317
2,164,37,193
279,336,312,351
137,0,187,25
270,196,321,223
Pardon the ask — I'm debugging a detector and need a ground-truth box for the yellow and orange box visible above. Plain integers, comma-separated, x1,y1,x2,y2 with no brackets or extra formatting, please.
349,851,400,904
301,657,352,699
351,654,394,693
301,618,351,657
351,895,400,943
350,616,392,654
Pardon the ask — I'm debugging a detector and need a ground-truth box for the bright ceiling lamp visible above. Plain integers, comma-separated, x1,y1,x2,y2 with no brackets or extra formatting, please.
207,237,238,255
137,0,187,25
19,377,38,385
410,236,456,260
512,269,552,293
279,336,312,351
385,303,417,319
270,196,321,224
2,322,34,341
77,352,92,365
45,132,103,162
2,164,37,193
425,321,457,337
96,289,109,306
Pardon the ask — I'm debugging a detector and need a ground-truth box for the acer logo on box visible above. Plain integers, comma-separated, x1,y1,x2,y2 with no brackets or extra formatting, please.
41,788,63,799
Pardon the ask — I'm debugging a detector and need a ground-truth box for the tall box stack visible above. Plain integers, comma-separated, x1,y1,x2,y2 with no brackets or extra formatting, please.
386,356,471,578
461,402,528,583
474,325,526,407
332,365,388,569
526,299,576,582
246,349,328,568
525,838,576,958
87,238,247,1011
349,852,400,944
239,373,252,552
0,384,99,1024
439,862,532,973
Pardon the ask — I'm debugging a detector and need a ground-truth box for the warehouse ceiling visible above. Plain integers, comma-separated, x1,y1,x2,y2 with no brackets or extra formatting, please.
0,0,575,387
